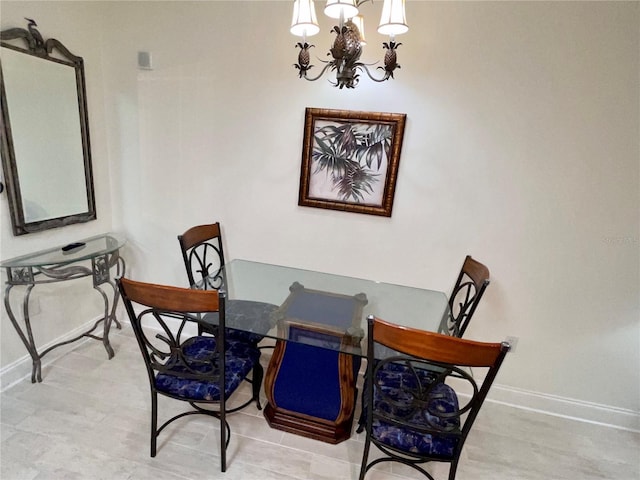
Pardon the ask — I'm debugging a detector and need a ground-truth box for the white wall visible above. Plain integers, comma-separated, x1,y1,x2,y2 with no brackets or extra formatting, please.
1,1,638,426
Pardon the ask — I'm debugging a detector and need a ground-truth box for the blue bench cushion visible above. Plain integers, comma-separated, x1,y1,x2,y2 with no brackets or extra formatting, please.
371,362,461,458
155,336,259,401
272,341,360,421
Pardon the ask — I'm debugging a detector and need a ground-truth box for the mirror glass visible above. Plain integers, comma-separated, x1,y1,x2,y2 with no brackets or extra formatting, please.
1,21,96,235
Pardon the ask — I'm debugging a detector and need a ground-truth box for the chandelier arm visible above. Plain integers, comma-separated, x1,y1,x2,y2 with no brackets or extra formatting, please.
301,62,335,82
359,64,392,83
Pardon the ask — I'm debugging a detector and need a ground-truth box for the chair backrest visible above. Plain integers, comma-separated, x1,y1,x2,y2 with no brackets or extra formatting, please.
445,255,490,337
178,223,226,290
117,277,226,384
366,315,509,465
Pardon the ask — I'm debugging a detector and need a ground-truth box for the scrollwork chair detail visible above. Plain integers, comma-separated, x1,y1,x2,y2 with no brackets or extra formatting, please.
178,222,277,344
359,316,510,480
441,255,490,338
117,278,260,472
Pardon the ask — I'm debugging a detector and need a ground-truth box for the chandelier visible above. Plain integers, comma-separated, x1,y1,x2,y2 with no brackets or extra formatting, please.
291,0,408,89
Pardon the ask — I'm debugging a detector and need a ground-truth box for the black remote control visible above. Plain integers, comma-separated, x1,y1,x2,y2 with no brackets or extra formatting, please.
61,242,85,252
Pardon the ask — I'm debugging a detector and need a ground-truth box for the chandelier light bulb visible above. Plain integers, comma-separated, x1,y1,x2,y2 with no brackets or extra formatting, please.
377,0,408,36
351,15,367,46
324,0,359,20
291,0,320,37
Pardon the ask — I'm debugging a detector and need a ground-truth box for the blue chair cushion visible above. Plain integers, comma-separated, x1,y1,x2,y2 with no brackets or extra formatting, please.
155,336,259,401
371,362,461,458
202,300,277,345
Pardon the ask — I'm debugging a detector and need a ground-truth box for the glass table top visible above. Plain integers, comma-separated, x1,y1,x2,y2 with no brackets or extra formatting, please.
215,259,450,356
0,233,126,269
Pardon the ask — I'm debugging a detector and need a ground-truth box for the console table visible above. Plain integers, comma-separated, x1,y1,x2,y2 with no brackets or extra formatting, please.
0,233,126,382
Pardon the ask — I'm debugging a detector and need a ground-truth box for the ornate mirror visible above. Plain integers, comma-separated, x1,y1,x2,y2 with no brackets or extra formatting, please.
0,19,96,235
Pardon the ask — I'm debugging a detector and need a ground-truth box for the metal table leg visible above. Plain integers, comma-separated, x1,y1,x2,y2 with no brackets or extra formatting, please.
4,283,43,382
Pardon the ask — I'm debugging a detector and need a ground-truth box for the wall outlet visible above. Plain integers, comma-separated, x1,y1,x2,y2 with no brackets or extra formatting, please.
505,336,519,353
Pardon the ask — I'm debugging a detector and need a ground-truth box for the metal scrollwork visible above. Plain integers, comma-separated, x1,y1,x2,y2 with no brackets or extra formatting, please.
92,254,110,286
38,264,92,281
9,267,34,284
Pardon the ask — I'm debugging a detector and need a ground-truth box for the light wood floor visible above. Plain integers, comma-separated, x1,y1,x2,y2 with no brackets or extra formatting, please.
1,325,638,480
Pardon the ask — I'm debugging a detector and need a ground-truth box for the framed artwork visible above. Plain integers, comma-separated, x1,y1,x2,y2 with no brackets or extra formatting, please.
298,108,406,217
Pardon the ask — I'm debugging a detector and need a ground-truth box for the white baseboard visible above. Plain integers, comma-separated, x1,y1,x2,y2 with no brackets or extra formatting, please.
0,317,101,392
486,383,640,432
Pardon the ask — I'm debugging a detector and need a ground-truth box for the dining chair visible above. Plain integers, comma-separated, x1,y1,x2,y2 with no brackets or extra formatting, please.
439,255,490,338
178,222,277,341
117,277,261,472
357,255,491,435
359,315,510,480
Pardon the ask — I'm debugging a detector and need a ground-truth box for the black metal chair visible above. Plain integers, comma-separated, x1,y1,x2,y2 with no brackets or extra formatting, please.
439,255,490,338
177,222,229,293
117,277,261,472
357,255,491,434
359,316,510,480
177,222,277,345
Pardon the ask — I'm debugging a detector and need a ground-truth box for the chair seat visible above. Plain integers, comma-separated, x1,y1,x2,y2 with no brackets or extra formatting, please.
155,336,260,401
202,300,277,345
371,363,461,458
359,316,509,480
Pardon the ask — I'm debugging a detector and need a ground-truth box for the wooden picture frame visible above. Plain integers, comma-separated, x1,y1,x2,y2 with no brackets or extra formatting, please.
298,108,406,217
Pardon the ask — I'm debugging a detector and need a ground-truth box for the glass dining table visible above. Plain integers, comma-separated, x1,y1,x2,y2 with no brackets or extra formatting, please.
218,258,450,354
211,259,451,444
